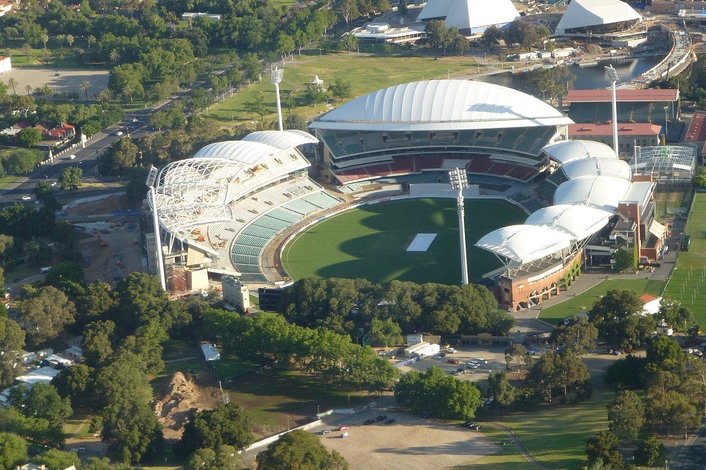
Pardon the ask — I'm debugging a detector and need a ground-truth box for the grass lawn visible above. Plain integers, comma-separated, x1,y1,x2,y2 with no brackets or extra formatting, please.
470,388,613,469
282,198,526,284
654,189,691,219
664,192,706,326
224,370,369,433
206,54,479,125
63,414,94,438
0,175,26,189
539,278,665,324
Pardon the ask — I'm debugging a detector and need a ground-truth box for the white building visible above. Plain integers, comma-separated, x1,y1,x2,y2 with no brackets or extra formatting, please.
416,0,520,36
0,56,11,74
222,275,250,312
404,341,440,358
181,12,222,21
555,0,642,36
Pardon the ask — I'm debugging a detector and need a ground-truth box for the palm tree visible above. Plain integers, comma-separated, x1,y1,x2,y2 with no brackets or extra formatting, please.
66,34,74,47
80,81,91,103
87,35,96,50
7,77,17,95
109,49,120,64
25,84,32,96
23,44,31,62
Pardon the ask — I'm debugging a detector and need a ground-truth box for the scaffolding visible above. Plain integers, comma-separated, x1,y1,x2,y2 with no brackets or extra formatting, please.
630,145,696,183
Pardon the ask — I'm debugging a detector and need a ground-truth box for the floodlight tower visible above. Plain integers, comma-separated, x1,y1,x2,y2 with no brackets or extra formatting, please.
449,167,469,285
271,67,284,131
146,166,166,291
605,65,620,157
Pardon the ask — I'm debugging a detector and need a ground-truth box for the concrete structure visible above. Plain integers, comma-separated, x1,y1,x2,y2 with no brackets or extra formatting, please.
416,0,520,35
186,267,209,291
0,56,10,74
555,0,642,36
352,23,427,44
404,341,440,358
222,275,250,312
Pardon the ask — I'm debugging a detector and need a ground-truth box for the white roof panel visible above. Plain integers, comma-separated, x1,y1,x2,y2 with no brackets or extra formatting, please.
194,140,279,165
556,0,642,34
543,140,617,164
309,80,573,132
554,175,632,211
525,204,613,240
242,130,318,149
475,225,573,265
561,157,632,180
417,0,520,32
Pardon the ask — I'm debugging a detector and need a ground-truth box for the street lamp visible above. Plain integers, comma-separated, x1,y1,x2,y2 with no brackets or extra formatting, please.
271,67,284,131
449,167,469,285
664,105,669,144
145,166,166,290
605,65,620,157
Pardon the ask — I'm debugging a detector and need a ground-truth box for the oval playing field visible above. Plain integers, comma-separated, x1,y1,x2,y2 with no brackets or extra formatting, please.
281,198,526,284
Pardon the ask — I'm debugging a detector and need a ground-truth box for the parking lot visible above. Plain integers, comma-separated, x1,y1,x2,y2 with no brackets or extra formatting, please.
397,345,509,382
314,409,498,469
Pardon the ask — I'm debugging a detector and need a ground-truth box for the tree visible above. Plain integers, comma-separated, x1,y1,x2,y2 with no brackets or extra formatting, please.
256,430,348,470
52,364,93,408
551,317,598,355
426,20,452,53
525,351,590,403
486,371,516,407
646,335,684,368
607,390,644,440
613,247,634,272
0,317,24,388
0,433,28,470
11,383,72,429
2,149,43,175
18,286,76,346
589,289,655,351
34,182,61,212
368,318,403,347
284,113,307,131
633,435,665,467
482,25,502,46
83,320,116,366
98,138,138,176
178,403,254,458
338,0,359,27
505,344,529,379
102,399,163,463
80,80,91,103
17,127,42,148
656,298,695,332
394,367,482,419
34,449,78,470
184,446,241,470
504,19,539,50
7,77,17,95
75,281,115,325
585,431,623,469
59,166,82,190
329,79,352,102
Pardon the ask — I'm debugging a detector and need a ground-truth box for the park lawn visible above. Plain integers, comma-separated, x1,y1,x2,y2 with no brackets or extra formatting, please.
664,192,706,326
0,175,26,189
224,369,368,432
471,388,613,469
206,54,479,125
538,278,665,324
63,413,94,438
282,198,526,284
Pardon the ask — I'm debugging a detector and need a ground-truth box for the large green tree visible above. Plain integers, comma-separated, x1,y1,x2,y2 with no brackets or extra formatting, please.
551,317,598,355
525,351,590,403
256,430,348,470
102,399,163,463
98,137,138,176
17,128,42,148
59,166,82,190
585,431,623,469
589,289,656,351
607,390,644,440
178,403,254,458
394,366,482,420
0,433,28,470
184,446,240,470
18,286,76,346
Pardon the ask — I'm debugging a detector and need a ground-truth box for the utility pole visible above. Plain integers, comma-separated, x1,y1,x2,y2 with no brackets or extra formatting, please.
449,167,469,285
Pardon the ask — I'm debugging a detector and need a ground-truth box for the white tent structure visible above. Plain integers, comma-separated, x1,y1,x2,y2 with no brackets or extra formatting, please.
475,225,574,267
525,204,614,240
555,0,642,36
542,140,617,165
416,0,520,35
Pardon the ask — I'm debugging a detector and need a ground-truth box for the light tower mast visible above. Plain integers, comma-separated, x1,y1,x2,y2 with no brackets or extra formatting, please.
271,67,284,131
605,65,620,157
449,167,469,285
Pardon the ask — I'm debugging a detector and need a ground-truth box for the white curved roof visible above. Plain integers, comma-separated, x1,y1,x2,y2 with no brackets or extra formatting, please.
309,80,573,132
561,157,632,180
475,225,573,265
554,175,632,211
555,0,641,35
525,204,614,240
242,130,318,149
543,140,617,164
194,140,280,164
417,0,520,33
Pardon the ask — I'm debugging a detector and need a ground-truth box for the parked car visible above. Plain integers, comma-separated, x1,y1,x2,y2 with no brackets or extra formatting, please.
446,348,457,354
338,426,348,431
374,415,387,422
447,359,460,364
364,419,375,425
384,418,395,425
21,195,31,201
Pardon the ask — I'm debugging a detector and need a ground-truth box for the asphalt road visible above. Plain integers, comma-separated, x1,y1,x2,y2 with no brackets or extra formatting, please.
668,423,706,470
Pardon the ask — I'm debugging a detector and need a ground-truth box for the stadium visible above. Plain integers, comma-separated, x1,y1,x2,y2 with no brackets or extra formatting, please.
150,80,663,311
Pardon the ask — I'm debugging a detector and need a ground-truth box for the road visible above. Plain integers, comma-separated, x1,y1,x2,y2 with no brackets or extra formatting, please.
668,423,706,470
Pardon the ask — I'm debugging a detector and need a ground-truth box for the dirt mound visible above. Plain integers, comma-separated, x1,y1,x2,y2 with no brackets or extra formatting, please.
155,372,205,439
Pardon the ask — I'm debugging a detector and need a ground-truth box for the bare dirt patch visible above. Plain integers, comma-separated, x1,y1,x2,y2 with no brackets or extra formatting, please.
317,411,498,470
155,372,222,440
1,67,109,95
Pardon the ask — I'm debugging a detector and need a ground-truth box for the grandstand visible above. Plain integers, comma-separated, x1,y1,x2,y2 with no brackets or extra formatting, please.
564,89,678,127
150,130,343,288
476,139,662,311
309,80,573,187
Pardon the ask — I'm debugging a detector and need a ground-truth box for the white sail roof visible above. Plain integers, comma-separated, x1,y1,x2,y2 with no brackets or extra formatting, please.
561,157,632,180
309,80,573,132
416,0,520,33
555,0,642,35
554,175,633,211
525,204,614,240
475,225,573,265
242,130,318,149
543,140,617,164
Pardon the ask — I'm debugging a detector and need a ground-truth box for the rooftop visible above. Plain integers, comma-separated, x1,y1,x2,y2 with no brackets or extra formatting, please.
565,89,679,104
568,123,662,136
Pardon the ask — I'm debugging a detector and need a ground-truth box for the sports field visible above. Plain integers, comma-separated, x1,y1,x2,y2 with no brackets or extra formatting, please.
664,192,706,326
281,198,526,284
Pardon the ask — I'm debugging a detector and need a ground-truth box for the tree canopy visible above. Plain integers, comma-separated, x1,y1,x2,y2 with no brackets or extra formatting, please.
178,403,254,458
256,430,348,470
589,289,655,351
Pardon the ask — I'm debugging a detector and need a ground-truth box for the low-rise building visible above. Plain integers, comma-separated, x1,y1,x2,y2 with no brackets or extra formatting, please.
0,56,11,73
404,341,440,358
